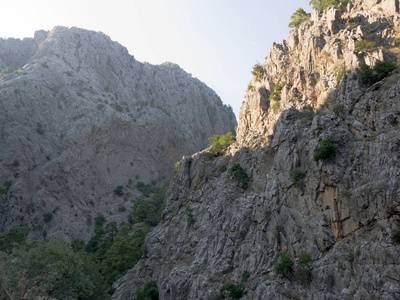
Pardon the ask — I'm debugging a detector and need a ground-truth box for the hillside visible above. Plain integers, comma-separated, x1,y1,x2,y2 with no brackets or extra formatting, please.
0,26,236,241
113,1,400,299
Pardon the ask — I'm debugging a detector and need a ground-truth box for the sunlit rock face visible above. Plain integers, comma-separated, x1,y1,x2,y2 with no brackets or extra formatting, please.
0,26,236,241
113,1,400,299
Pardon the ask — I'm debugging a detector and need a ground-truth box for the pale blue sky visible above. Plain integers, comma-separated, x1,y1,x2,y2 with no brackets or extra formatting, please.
1,0,312,118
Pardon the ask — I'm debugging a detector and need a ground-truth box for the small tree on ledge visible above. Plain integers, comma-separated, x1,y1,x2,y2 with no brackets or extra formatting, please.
288,8,311,29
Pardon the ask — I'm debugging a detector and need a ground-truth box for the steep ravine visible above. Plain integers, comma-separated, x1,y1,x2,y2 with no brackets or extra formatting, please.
0,26,236,241
114,1,400,299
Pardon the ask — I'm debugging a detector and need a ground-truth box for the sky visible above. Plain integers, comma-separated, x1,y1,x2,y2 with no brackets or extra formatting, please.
0,0,312,119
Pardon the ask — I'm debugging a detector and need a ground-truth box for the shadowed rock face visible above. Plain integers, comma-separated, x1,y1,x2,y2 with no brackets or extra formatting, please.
0,26,236,241
113,1,400,299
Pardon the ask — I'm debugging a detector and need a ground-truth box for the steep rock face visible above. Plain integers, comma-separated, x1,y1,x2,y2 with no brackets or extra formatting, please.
114,1,400,299
0,26,236,241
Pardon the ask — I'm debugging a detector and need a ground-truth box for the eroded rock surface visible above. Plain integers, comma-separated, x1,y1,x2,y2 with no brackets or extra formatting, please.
0,26,236,241
114,1,400,299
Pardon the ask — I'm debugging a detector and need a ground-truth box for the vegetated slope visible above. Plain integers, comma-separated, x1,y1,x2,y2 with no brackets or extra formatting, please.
0,26,236,241
113,1,400,299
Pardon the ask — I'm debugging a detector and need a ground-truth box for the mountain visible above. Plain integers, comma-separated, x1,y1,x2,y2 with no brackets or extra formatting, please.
0,26,236,241
113,1,400,299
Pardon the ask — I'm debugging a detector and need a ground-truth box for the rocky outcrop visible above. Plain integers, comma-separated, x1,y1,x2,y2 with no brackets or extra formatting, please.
113,1,400,299
0,26,236,241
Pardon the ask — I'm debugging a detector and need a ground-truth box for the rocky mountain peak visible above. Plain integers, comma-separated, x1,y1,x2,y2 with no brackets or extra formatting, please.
0,27,236,241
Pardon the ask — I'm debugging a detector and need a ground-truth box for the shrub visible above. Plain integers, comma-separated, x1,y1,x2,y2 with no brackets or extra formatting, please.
314,137,338,162
289,169,306,187
296,253,312,283
374,61,397,81
252,64,264,81
174,161,180,174
114,185,124,196
247,84,254,91
219,164,227,172
219,271,250,299
36,123,45,135
12,160,20,167
309,0,349,11
395,37,400,47
274,252,294,278
43,212,53,223
333,104,344,116
357,61,397,85
272,101,281,114
355,39,376,52
289,8,311,29
270,81,286,101
208,132,236,156
186,207,195,227
136,281,159,300
94,213,106,227
227,163,249,189
0,185,6,199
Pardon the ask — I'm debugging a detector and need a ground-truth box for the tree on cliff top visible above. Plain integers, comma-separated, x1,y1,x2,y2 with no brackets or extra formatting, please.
309,0,348,11
289,8,311,29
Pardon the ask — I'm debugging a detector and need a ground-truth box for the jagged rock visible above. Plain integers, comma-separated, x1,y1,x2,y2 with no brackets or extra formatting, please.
113,1,400,299
0,26,236,241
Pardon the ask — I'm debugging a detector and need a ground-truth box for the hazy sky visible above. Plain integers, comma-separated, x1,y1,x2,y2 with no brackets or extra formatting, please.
1,0,312,118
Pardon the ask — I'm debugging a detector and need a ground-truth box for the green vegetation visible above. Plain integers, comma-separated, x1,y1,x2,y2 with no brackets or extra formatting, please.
227,163,249,189
41,61,49,68
220,271,250,299
309,0,349,11
357,61,397,85
274,252,294,278
186,206,195,227
272,101,281,114
36,122,45,135
288,8,311,29
208,132,236,156
333,104,344,116
252,63,264,81
0,231,108,300
314,137,338,162
219,164,227,172
296,253,312,283
174,161,180,174
355,39,377,52
128,183,167,226
247,84,254,91
270,81,286,101
136,281,159,300
114,185,124,196
0,181,11,199
336,64,351,82
290,169,306,187
43,212,53,223
395,37,400,47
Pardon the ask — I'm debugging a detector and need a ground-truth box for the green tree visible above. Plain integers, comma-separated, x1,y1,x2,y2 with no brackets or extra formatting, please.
289,8,311,29
101,225,148,287
208,132,236,156
130,196,159,226
309,0,348,11
296,253,312,283
227,163,249,189
0,237,108,300
274,252,294,278
136,281,159,300
314,137,338,162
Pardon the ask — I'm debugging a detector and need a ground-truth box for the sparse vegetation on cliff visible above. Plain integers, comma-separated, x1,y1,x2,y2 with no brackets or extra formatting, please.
227,163,249,189
208,132,236,156
314,137,338,162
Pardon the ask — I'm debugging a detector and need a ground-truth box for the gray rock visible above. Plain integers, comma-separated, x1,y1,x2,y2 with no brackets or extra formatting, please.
0,26,236,241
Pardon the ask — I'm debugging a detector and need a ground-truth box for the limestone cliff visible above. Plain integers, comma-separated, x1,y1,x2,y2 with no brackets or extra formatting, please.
0,27,236,241
113,1,400,299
